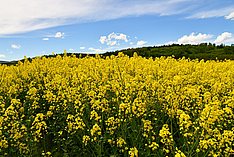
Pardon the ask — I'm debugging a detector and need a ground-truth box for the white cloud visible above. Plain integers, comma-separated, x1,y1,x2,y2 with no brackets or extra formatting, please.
99,32,128,46
225,12,234,20
42,37,49,41
166,32,234,45
108,33,128,42
54,32,65,38
80,47,85,50
109,41,117,46
137,40,147,46
11,44,21,49
164,41,176,45
214,32,233,44
0,54,6,58
0,0,195,35
88,47,105,53
175,32,213,44
99,36,107,44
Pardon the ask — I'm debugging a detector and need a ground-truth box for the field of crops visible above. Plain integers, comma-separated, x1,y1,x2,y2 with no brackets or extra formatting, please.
0,53,233,157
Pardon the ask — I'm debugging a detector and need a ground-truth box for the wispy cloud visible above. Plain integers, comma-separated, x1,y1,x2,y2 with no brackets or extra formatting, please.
11,44,21,49
87,46,120,54
43,32,65,40
137,40,147,46
70,47,109,55
0,0,200,35
0,54,6,58
187,7,234,19
88,47,106,53
0,0,233,36
42,38,49,41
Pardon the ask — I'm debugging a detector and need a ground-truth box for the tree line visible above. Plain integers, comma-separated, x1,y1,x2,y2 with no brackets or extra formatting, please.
104,43,234,60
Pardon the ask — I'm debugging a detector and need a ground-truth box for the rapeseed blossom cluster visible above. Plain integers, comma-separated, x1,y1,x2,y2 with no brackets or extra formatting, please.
0,53,233,156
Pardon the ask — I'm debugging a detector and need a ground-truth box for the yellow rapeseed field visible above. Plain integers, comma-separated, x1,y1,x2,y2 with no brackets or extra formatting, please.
0,53,233,157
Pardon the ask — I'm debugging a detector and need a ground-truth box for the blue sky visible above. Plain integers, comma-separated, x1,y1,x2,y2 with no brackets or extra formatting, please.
0,0,234,61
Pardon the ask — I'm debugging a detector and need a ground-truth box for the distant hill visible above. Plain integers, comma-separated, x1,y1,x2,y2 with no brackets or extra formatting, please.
1,43,234,66
0,61,9,64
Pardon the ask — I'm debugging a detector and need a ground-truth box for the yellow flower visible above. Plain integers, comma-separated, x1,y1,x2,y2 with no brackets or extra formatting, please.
46,111,53,117
175,149,186,157
1,51,234,156
0,139,8,148
116,137,126,148
90,124,101,136
149,142,159,151
159,124,174,153
82,135,90,146
129,147,138,157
